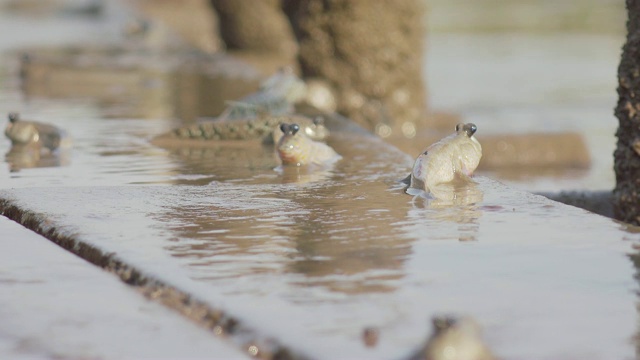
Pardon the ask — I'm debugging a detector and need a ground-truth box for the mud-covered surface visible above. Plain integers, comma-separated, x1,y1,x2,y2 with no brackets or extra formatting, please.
286,0,427,134
614,0,640,225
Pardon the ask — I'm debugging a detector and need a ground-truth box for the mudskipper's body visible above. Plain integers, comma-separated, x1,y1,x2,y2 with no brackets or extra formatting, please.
152,68,330,145
407,123,482,194
219,67,307,120
411,316,495,360
276,123,340,166
152,114,329,145
4,113,68,151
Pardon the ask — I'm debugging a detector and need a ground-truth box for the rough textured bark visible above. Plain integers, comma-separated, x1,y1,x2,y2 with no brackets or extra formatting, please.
614,0,640,225
285,0,428,135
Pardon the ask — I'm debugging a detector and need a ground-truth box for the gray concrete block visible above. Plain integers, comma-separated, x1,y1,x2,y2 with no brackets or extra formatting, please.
0,216,248,359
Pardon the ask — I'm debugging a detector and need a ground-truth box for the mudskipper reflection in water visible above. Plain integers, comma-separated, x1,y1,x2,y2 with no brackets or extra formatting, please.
405,180,484,242
156,180,415,295
3,113,71,171
4,146,70,172
282,182,416,294
274,165,335,184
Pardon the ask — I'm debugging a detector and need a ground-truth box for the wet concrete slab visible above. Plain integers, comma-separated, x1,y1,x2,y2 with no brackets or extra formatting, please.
0,215,248,359
0,2,635,359
0,120,638,359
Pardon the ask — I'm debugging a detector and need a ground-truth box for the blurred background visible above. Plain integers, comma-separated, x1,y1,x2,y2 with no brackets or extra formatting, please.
0,0,627,195
426,0,624,193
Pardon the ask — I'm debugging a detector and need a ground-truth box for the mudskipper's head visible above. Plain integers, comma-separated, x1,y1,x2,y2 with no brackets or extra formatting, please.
8,112,19,123
455,123,477,137
277,123,305,166
5,113,38,145
279,123,300,136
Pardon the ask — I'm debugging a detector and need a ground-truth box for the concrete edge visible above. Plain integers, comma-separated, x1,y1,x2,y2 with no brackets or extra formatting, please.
0,198,310,360
537,190,615,219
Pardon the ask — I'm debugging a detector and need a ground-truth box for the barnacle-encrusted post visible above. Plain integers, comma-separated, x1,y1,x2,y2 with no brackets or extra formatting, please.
614,0,640,225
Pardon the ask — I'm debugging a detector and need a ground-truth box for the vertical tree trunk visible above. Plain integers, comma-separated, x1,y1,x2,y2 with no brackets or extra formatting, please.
614,0,640,225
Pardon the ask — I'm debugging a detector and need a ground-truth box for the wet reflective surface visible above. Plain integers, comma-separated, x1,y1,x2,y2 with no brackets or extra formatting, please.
1,120,639,358
0,215,247,359
0,2,638,359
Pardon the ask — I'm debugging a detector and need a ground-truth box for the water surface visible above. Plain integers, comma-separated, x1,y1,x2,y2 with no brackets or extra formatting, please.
1,122,638,358
0,4,637,359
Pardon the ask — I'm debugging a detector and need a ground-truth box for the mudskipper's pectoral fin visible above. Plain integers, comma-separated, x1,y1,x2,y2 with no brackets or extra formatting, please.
399,173,412,185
